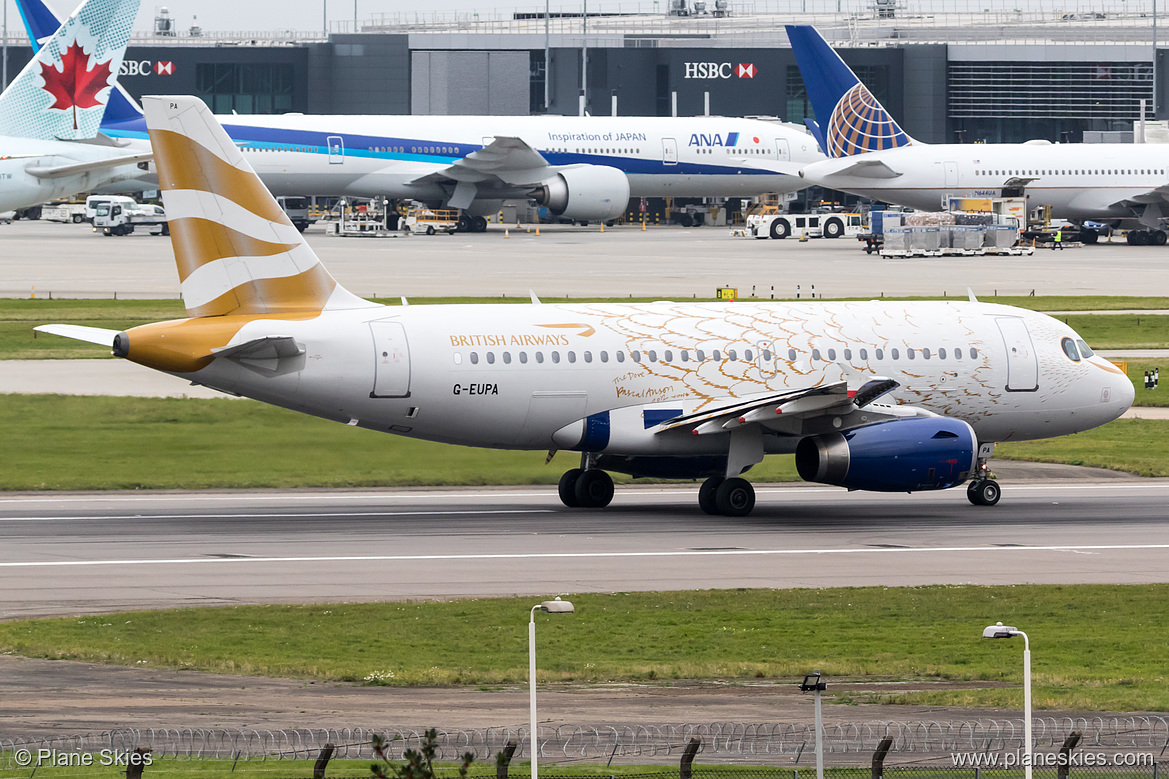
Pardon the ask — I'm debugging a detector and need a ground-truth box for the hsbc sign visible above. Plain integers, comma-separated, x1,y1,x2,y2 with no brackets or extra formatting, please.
684,62,757,79
119,60,176,76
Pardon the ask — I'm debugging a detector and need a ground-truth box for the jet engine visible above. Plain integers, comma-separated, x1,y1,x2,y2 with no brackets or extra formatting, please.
531,165,630,222
795,417,976,492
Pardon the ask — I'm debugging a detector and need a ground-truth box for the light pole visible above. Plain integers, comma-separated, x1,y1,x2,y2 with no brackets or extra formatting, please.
983,622,1031,779
529,597,574,779
798,671,827,779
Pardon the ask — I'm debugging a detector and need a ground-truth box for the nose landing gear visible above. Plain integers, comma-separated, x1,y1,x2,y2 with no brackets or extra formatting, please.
966,454,1001,506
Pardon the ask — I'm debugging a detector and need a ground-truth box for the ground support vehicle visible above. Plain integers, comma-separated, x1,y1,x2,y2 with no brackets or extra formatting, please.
41,202,88,223
402,207,461,235
745,212,863,240
93,202,168,236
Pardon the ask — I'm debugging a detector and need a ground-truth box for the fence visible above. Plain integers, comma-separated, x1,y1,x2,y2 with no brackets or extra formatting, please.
4,718,1169,767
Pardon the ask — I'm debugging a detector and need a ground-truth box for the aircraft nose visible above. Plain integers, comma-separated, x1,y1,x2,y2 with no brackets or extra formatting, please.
1113,369,1136,414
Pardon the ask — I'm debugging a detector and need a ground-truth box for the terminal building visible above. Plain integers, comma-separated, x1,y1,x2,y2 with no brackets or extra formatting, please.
0,0,1162,145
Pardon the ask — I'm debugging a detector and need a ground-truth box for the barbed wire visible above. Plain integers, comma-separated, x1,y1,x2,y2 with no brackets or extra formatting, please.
4,718,1169,767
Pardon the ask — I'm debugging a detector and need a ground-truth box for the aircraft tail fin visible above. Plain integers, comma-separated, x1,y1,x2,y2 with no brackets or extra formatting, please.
15,0,145,128
142,95,372,319
0,0,139,141
785,24,914,158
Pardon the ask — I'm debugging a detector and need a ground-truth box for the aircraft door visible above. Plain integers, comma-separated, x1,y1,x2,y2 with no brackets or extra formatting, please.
995,317,1039,392
327,135,345,164
774,138,790,161
370,321,411,398
662,138,678,166
944,160,959,188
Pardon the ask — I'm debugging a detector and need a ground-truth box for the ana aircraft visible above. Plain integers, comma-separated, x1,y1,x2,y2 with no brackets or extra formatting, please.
786,24,1169,245
0,0,150,213
18,0,822,229
36,96,1133,516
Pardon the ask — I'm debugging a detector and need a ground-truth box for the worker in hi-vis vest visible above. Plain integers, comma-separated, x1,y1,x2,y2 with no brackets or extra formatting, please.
1053,227,1063,250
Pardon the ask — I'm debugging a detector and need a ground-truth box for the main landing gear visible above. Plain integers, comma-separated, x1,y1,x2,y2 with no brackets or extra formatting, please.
698,476,756,517
558,467,614,509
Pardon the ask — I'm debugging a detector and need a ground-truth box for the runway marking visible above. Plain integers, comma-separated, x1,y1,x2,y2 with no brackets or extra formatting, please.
0,509,554,522
2,544,1168,568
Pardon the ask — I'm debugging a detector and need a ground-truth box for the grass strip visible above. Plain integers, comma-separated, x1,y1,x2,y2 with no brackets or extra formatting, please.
2,585,1169,711
1,395,1163,490
5,298,1169,360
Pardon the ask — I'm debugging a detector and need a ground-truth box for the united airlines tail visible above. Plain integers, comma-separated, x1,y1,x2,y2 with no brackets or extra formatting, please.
15,0,145,127
785,24,914,158
143,96,371,318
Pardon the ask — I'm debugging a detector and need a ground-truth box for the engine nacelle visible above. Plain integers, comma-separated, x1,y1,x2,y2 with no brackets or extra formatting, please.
531,165,629,222
795,418,976,493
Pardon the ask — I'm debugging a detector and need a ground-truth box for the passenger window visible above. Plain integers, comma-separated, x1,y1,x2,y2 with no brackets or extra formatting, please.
568,351,577,363
744,349,753,361
827,348,837,360
907,349,916,360
519,352,528,364
712,350,722,360
812,348,822,361
583,351,593,363
552,352,561,364
470,352,479,364
1061,337,1080,361
970,348,979,358
954,348,962,359
938,348,946,359
891,348,900,360
600,351,609,363
632,351,642,362
788,349,797,361
487,352,496,364
616,351,625,363
922,348,931,359
875,348,884,359
664,350,673,362
681,350,689,362
844,349,852,361
503,352,512,364
860,348,868,360
536,351,545,363
648,350,658,362
697,349,706,361
729,349,738,361
453,353,462,365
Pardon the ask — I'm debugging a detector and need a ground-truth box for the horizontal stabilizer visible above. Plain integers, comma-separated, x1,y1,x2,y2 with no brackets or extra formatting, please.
33,323,119,347
25,151,153,179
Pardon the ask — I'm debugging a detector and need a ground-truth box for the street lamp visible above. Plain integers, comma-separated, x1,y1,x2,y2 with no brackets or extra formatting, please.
983,622,1031,779
529,597,574,779
798,670,827,779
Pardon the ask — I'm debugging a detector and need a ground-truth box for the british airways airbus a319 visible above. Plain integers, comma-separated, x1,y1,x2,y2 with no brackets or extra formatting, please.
37,96,1133,517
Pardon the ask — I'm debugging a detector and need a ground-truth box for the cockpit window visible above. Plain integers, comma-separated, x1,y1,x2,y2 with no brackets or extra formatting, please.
1076,339,1095,358
1061,337,1081,362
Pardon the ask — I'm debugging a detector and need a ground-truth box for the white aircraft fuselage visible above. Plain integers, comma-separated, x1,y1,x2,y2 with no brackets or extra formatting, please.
801,141,1169,225
0,136,147,212
139,300,1130,453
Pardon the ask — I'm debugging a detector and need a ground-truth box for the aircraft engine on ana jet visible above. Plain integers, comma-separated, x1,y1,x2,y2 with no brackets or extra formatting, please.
795,417,977,493
531,165,629,222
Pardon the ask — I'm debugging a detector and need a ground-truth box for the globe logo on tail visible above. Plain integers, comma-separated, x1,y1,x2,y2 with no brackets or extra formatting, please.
826,83,911,158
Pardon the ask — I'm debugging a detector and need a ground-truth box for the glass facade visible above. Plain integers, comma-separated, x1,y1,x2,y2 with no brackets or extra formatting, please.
529,51,546,114
195,63,295,115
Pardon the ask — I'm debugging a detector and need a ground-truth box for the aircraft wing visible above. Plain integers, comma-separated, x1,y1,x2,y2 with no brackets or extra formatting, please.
24,151,154,180
409,136,550,188
654,377,901,437
1116,184,1169,207
823,157,903,179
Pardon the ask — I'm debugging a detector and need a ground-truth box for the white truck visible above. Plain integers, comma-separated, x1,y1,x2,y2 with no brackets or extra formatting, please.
93,201,169,236
746,211,864,240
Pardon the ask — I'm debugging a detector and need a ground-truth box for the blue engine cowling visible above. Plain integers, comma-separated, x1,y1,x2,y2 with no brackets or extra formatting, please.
795,417,977,492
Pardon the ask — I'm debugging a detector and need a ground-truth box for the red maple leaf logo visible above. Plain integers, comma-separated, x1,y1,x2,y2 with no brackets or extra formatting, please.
39,41,113,131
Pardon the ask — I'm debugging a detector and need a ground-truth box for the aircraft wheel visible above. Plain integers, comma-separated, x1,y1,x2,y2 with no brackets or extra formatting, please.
558,468,583,508
472,216,488,232
1080,229,1098,245
715,477,755,517
575,469,614,508
457,213,473,232
769,218,790,239
698,477,724,515
967,479,1001,507
1156,230,1168,246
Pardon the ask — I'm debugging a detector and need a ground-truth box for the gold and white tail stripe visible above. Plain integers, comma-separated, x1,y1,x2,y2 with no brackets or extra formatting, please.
142,96,371,319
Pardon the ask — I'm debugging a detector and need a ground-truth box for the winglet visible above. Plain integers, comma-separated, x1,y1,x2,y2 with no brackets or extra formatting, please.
142,96,375,318
785,24,914,158
0,0,140,141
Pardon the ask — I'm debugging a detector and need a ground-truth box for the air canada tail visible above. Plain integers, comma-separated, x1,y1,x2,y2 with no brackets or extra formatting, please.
785,24,914,158
14,0,146,127
142,96,371,319
0,0,139,141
